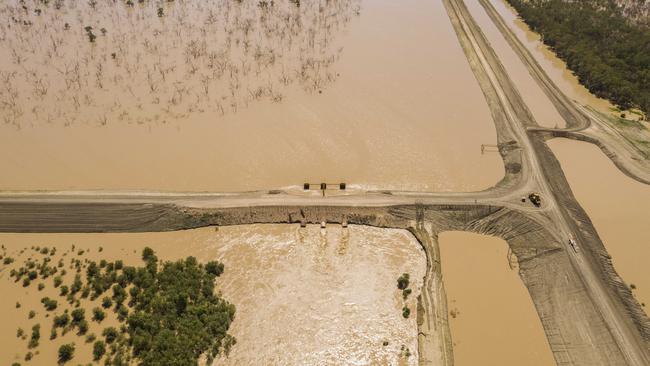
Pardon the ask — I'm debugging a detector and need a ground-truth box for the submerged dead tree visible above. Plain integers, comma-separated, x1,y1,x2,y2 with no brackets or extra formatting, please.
0,0,362,127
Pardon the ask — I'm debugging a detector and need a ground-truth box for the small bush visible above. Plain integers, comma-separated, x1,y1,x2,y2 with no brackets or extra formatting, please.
57,343,75,363
71,308,85,324
402,306,410,319
28,324,40,348
41,297,58,311
92,307,105,322
53,313,70,328
102,327,118,344
77,320,89,335
93,340,106,361
397,273,410,290
402,288,412,300
205,261,224,276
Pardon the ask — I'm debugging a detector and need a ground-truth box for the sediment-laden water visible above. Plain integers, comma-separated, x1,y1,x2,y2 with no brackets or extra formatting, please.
0,0,502,192
0,225,426,365
439,231,554,366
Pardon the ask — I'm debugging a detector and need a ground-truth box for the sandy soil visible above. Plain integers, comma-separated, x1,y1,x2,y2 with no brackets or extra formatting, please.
0,224,426,365
439,231,554,366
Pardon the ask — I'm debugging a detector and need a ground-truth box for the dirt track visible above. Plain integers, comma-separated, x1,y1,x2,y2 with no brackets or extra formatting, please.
0,0,648,365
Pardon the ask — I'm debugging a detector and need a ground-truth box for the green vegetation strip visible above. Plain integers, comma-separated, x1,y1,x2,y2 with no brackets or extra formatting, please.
4,247,236,365
507,0,650,114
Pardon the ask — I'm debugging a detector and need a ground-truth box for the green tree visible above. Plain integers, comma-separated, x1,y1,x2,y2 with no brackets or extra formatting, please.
28,324,40,348
93,340,106,361
397,273,410,290
57,343,75,363
92,307,106,322
102,327,118,343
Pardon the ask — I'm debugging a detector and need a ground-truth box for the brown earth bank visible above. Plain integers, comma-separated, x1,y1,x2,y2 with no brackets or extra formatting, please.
548,140,650,313
1,190,648,365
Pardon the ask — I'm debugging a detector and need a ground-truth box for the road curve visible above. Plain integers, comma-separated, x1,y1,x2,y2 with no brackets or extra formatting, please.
476,0,650,185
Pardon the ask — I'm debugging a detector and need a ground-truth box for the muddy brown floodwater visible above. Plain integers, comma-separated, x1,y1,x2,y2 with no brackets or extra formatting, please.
439,231,554,366
465,0,565,128
0,0,502,192
0,224,426,365
549,139,650,312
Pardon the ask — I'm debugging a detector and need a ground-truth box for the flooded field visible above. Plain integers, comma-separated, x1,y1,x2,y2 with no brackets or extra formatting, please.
465,0,565,128
549,139,650,311
439,231,554,366
0,224,426,365
0,0,502,192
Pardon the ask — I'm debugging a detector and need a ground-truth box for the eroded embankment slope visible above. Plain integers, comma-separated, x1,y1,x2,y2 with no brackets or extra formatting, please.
531,133,650,345
1,197,643,365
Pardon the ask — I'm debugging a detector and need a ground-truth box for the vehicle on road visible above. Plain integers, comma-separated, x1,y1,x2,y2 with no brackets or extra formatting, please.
529,193,542,207
569,237,579,253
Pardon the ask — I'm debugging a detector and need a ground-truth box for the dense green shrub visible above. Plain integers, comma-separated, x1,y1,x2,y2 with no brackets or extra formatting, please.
71,308,85,324
124,249,235,364
28,324,40,348
397,273,410,290
6,247,235,365
93,340,106,361
53,313,70,328
57,343,75,363
92,307,106,322
41,297,58,311
77,320,89,335
102,327,118,344
402,288,412,300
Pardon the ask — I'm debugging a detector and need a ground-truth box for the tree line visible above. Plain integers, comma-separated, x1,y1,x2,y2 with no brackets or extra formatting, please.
507,0,650,115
